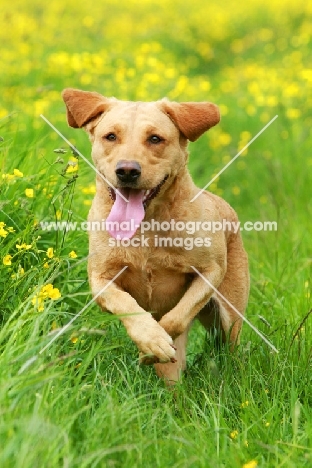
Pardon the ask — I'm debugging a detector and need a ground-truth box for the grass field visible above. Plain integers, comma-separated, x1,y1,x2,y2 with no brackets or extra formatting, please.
0,0,312,467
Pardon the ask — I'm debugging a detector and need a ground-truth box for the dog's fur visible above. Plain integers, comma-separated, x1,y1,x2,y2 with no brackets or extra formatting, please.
62,88,249,383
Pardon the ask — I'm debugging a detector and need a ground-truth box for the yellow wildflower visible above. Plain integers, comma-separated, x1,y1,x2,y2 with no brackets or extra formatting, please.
39,284,61,300
66,157,79,173
16,243,32,250
230,430,238,439
32,293,44,308
43,262,49,269
70,335,78,344
25,188,34,198
82,184,96,195
47,247,54,258
3,255,12,266
243,461,258,468
13,169,23,177
40,284,54,298
240,131,252,141
32,296,45,312
11,266,24,278
32,283,61,311
0,225,8,237
69,250,77,259
241,400,249,408
218,132,232,146
48,287,61,300
286,108,301,119
2,174,15,181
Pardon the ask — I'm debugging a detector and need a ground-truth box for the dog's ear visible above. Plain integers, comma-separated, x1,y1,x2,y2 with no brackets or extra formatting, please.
160,100,220,142
62,88,111,128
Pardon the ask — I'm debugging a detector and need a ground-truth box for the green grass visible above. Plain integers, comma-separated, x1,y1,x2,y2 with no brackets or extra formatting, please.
0,0,312,467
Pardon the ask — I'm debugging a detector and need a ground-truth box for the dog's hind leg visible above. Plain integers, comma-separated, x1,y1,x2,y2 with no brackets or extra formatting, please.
154,326,190,384
198,235,249,349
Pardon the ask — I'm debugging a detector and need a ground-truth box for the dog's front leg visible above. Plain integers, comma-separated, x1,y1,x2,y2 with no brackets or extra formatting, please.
158,262,225,339
90,274,176,363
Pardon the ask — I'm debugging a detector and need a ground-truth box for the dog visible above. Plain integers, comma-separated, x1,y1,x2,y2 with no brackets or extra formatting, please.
62,88,249,383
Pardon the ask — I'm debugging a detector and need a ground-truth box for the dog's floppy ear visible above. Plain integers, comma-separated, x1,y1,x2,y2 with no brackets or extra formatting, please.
62,88,111,128
160,100,220,142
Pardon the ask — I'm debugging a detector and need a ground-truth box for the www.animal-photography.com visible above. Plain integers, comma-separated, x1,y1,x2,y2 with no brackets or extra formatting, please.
0,1,311,467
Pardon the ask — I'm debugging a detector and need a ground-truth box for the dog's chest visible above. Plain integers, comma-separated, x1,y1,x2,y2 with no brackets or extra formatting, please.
103,231,216,314
115,251,194,315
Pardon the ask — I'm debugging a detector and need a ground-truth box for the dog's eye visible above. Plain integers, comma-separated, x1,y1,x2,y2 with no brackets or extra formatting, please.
148,135,163,144
105,133,117,141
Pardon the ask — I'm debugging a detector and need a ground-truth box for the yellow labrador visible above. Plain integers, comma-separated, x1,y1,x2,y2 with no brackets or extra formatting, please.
62,88,249,383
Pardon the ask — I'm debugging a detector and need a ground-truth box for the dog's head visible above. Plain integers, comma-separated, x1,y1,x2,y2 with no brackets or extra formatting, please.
62,88,220,238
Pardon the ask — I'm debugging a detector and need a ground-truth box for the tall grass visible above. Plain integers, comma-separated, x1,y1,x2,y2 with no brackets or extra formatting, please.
0,0,311,466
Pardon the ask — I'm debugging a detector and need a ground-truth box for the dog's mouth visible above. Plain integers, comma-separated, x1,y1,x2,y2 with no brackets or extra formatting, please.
106,176,168,240
108,175,168,208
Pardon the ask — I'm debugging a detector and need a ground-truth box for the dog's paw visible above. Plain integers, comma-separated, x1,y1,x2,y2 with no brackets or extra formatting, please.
139,349,177,366
128,318,176,364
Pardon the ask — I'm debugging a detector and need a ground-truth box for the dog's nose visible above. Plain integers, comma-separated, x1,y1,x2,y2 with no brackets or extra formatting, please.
115,160,141,183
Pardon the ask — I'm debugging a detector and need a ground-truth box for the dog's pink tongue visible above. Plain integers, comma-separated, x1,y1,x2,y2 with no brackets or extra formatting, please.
106,188,145,239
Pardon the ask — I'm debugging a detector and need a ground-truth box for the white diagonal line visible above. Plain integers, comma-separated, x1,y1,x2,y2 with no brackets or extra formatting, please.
190,115,278,202
40,114,128,203
191,266,278,353
39,266,128,354
17,355,38,374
